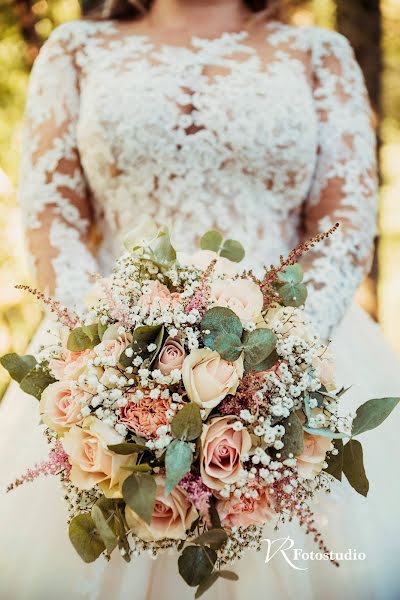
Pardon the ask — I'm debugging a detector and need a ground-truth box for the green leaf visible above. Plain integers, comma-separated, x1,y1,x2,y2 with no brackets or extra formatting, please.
121,463,152,473
343,439,369,497
152,228,176,266
122,473,156,524
69,514,105,563
324,439,343,481
67,324,100,352
178,545,217,587
97,322,108,340
171,403,203,441
120,324,164,368
281,412,304,459
201,307,243,351
209,498,221,529
219,239,245,263
352,397,400,436
253,349,279,373
214,333,242,362
277,264,304,284
108,443,148,455
242,328,277,372
165,439,193,494
0,353,36,383
219,571,239,581
278,282,308,308
200,230,223,253
91,498,118,554
20,365,56,400
195,572,220,598
192,528,228,550
303,425,349,440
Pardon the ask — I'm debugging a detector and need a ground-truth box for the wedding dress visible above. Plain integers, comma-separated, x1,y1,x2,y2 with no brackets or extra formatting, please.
0,18,399,600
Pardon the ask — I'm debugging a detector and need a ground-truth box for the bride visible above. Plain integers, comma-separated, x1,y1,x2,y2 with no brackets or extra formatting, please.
0,0,399,598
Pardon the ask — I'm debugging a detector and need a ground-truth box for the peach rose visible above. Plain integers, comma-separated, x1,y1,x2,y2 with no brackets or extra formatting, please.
155,337,186,375
119,393,171,438
40,382,87,435
139,281,173,311
49,349,94,381
182,349,243,411
200,416,251,490
63,417,131,496
125,475,198,541
177,250,239,277
217,484,275,529
296,432,332,479
210,279,264,323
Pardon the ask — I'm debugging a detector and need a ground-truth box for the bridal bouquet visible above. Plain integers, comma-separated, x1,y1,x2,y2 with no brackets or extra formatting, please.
2,220,398,597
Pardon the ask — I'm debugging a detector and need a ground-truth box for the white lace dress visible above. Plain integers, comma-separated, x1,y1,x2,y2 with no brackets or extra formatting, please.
0,18,399,600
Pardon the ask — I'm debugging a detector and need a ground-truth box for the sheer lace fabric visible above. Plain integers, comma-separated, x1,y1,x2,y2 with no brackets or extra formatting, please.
20,19,377,338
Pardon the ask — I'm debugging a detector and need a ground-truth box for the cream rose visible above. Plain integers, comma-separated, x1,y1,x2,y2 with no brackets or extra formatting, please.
182,349,243,411
210,279,264,323
313,355,336,392
200,416,251,490
125,475,198,541
296,433,332,480
177,249,239,277
63,417,131,496
155,337,186,375
40,382,87,435
94,324,132,366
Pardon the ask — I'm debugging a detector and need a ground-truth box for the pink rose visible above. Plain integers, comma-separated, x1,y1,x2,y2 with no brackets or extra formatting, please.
139,281,173,311
177,250,239,277
218,484,275,529
125,475,198,541
63,417,131,496
182,349,243,412
119,392,171,438
296,433,332,479
200,416,251,490
155,337,186,375
40,381,87,434
210,279,264,323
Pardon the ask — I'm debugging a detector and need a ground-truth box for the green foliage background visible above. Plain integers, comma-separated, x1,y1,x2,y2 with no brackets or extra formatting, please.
0,0,399,398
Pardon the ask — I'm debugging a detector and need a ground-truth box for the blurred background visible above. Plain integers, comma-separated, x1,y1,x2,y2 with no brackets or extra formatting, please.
0,0,399,398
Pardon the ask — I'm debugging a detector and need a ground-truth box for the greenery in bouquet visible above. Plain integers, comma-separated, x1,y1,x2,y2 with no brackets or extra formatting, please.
1,219,399,598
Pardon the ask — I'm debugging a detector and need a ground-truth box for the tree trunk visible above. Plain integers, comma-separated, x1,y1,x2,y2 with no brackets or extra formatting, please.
335,0,382,320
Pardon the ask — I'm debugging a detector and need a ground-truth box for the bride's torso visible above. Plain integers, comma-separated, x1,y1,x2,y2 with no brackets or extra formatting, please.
64,19,321,270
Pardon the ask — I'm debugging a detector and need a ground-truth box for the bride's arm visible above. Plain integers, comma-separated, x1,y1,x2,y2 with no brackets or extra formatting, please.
20,23,98,311
300,30,378,340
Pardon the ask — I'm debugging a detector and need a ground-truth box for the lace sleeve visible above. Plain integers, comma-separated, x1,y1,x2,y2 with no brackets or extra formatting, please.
19,23,98,312
301,29,378,340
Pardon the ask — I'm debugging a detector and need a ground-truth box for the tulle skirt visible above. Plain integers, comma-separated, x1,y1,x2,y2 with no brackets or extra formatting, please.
0,303,399,600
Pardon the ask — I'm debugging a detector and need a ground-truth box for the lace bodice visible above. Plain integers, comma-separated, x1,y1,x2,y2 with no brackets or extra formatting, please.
20,18,378,339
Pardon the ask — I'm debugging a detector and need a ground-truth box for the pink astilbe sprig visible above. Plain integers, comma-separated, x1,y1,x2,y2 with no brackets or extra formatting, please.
180,473,213,519
15,285,79,329
90,274,131,327
6,441,71,493
184,260,216,316
219,371,268,416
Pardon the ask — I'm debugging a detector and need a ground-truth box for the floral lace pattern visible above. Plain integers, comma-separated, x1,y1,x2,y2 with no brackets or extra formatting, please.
19,19,377,337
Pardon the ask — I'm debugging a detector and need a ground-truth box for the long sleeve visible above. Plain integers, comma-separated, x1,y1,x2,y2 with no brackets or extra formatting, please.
301,30,378,340
19,23,98,312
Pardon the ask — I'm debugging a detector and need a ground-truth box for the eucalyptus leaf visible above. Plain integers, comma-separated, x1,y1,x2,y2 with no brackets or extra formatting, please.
192,528,228,550
303,394,312,422
69,514,105,563
219,571,239,581
303,425,349,440
91,498,118,554
121,463,152,473
277,264,304,284
165,439,193,494
352,397,400,436
67,324,100,352
253,349,279,373
242,328,277,372
178,545,217,587
343,439,369,497
209,498,221,529
324,439,343,481
171,403,203,441
97,322,108,340
120,324,164,368
219,239,245,263
281,412,304,459
195,572,220,598
0,353,36,383
122,473,156,524
201,307,243,350
214,333,242,362
108,443,148,455
20,365,56,400
152,228,176,266
278,282,308,308
200,230,223,253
